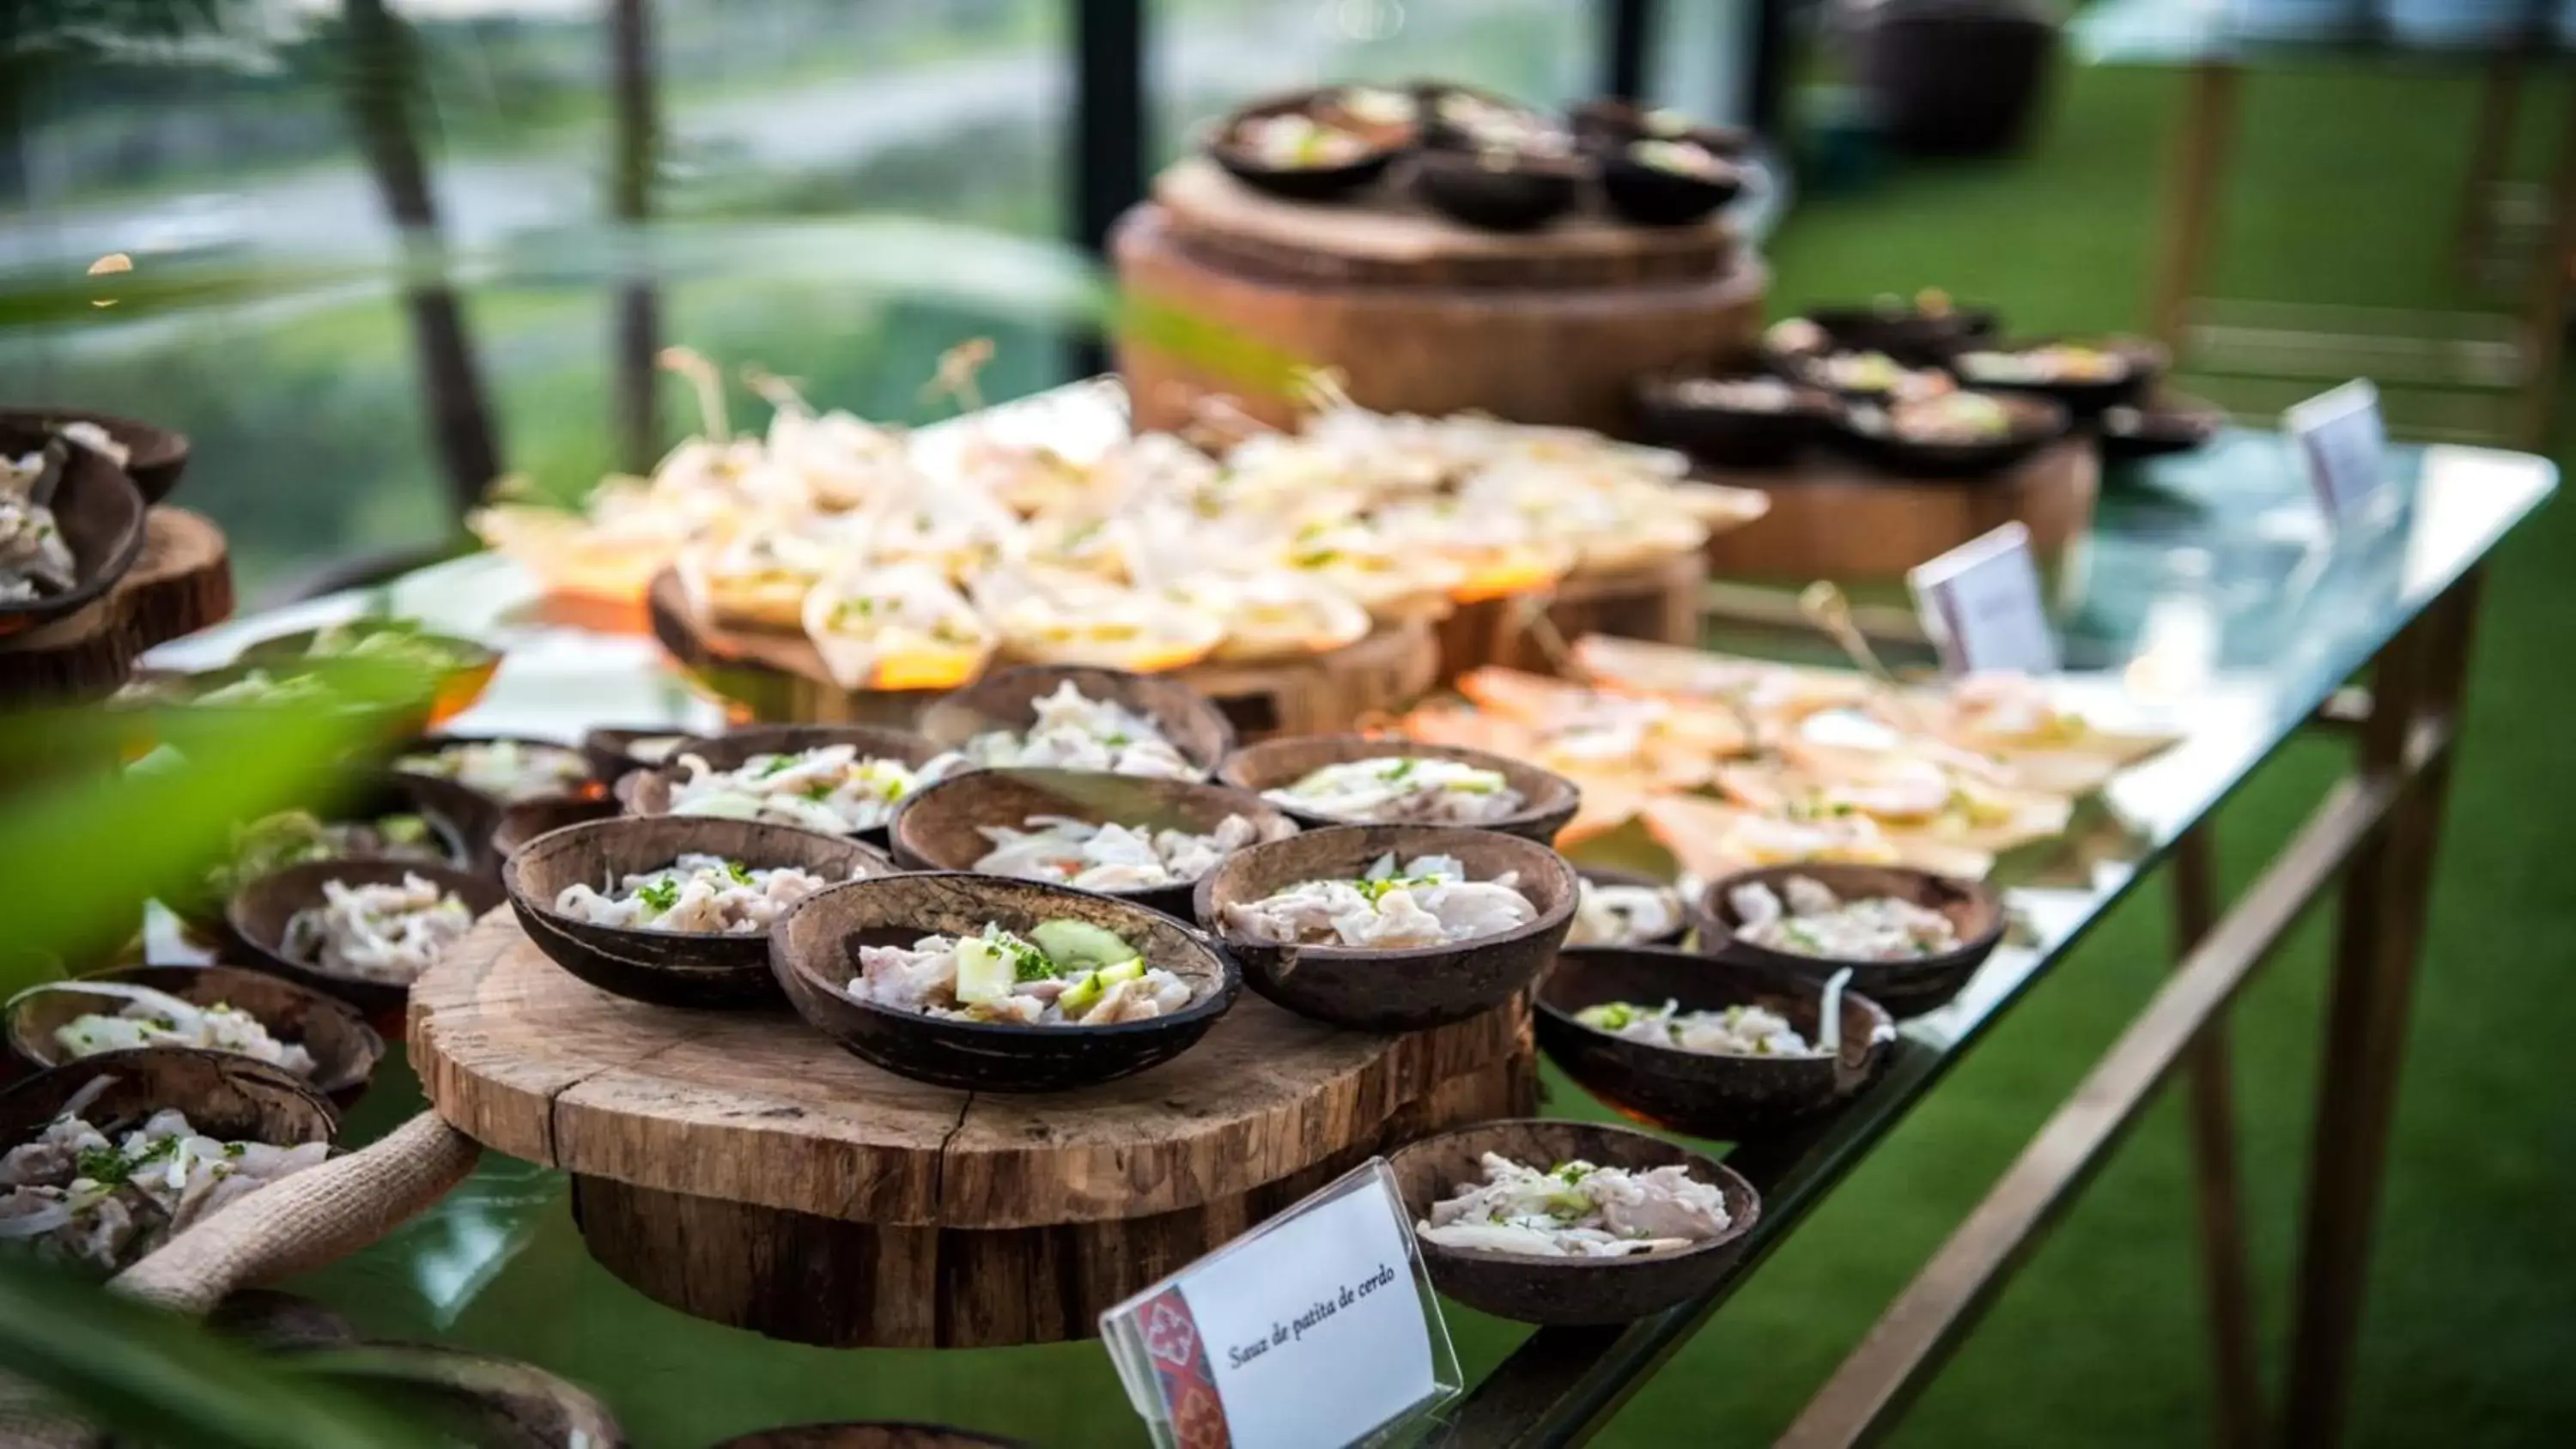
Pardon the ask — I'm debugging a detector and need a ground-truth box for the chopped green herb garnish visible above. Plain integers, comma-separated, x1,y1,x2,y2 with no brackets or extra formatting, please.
758,755,796,778
223,1142,246,1159
724,859,753,885
637,878,681,913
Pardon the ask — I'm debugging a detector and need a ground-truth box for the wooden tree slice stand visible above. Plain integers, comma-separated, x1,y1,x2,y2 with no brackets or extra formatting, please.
1114,161,1770,437
645,568,1440,739
411,913,1534,1349
1698,439,2100,580
0,507,232,703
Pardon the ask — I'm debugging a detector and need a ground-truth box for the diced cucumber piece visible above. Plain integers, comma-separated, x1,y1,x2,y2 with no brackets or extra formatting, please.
1097,957,1145,986
1029,919,1139,971
1057,969,1105,1018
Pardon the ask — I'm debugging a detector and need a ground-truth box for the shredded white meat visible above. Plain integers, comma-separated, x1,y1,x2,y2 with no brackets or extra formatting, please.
396,739,590,803
0,1109,329,1271
847,920,1192,1027
552,853,835,934
39,983,316,1078
1220,852,1534,949
1565,879,1683,947
0,450,75,603
282,873,475,985
666,745,953,834
955,683,1198,779
1264,756,1525,826
1572,997,1821,1057
1416,1152,1730,1258
1728,876,1960,961
970,812,1259,891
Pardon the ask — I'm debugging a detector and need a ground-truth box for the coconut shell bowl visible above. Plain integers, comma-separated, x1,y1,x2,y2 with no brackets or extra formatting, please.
1690,864,2006,1018
617,723,949,849
0,425,147,636
919,664,1237,780
1388,1119,1759,1325
503,815,895,1009
769,872,1239,1093
1534,946,1895,1139
1214,734,1581,846
228,858,507,1017
0,1046,339,1161
888,767,1298,920
285,1343,625,1449
0,406,190,502
1194,823,1578,1032
4,965,385,1106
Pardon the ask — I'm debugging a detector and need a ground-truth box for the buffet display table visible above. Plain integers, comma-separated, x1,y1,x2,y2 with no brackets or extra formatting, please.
125,402,2551,1448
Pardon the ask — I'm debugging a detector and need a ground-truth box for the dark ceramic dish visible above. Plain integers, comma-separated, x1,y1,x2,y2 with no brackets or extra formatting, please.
228,858,507,1016
1388,1118,1759,1325
1209,94,1400,202
2098,392,2224,463
288,1344,625,1449
1413,147,1583,232
1598,143,1742,226
920,664,1236,780
0,1046,338,1165
1947,335,2166,418
1534,945,1895,1138
1629,374,1838,469
0,428,149,632
1214,733,1581,845
712,1424,1032,1449
1571,866,1692,949
504,815,895,1009
3,964,385,1105
889,767,1297,920
1194,823,1578,1031
1690,863,2005,1017
769,872,1239,1092
618,723,947,849
1799,301,2002,366
0,406,191,502
1831,390,2070,480
391,732,600,808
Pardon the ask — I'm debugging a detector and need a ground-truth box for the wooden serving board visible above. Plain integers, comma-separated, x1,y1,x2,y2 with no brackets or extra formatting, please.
645,568,1442,740
0,507,231,704
1115,202,1769,439
411,912,1535,1348
1154,156,1735,288
1698,438,2101,580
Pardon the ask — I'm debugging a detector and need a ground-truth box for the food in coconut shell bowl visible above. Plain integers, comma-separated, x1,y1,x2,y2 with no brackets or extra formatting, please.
1691,864,2005,1019
0,423,148,634
0,1046,337,1274
1208,88,1407,202
888,766,1298,921
1535,945,1896,1138
505,815,896,1009
1218,734,1580,846
4,965,384,1106
769,872,1240,1092
235,618,502,731
1195,823,1577,1031
1389,1118,1759,1325
228,858,507,1016
617,723,952,850
918,664,1236,783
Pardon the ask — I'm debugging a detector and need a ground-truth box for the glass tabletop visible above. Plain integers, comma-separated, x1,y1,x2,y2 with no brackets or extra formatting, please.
147,399,2553,1449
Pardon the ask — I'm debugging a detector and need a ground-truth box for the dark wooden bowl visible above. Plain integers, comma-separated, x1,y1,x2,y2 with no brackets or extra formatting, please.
1948,335,2166,419
1413,81,1553,152
167,768,498,936
712,1424,1030,1449
888,767,1298,921
505,815,895,1009
1571,866,1691,949
920,664,1235,779
769,872,1239,1092
0,407,190,502
1568,97,1751,156
1629,375,1838,468
1209,94,1399,202
1214,734,1580,845
1194,823,1578,1031
1413,148,1583,232
1830,391,2070,480
287,1344,624,1449
2099,391,2224,463
4,965,385,1106
1599,147,1742,226
1801,302,2002,366
1535,946,1895,1138
493,793,623,861
620,724,947,849
227,858,507,1016
0,1047,338,1162
580,724,695,784
0,426,147,634
1388,1119,1759,1325
1688,864,2005,1018
391,732,600,807
235,621,501,729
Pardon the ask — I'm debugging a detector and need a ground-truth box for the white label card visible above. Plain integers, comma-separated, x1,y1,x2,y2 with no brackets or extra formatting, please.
1101,1160,1452,1449
1909,522,2058,676
2284,378,2387,527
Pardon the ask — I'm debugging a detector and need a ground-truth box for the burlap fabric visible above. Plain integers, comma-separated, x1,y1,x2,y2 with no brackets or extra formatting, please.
0,1113,481,1446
